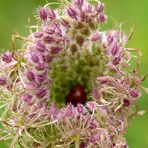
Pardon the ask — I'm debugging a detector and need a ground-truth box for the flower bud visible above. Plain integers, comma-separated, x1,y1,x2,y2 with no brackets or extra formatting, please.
2,53,12,63
36,88,48,98
49,103,58,119
25,82,37,90
49,103,57,115
86,101,97,111
80,11,88,22
44,27,55,34
96,3,104,13
77,104,85,114
97,14,107,23
92,88,101,100
36,41,46,52
26,71,35,81
67,7,77,19
64,105,74,118
86,4,93,13
21,93,33,105
39,7,48,21
75,0,84,9
88,119,98,129
107,35,114,45
99,77,108,84
61,19,70,28
35,63,46,71
91,32,100,41
36,73,46,83
111,45,119,55
30,53,40,63
0,77,6,85
34,32,43,38
129,89,139,98
43,55,53,63
43,35,55,43
121,144,128,148
50,46,62,54
112,56,121,65
48,10,56,20
123,99,130,107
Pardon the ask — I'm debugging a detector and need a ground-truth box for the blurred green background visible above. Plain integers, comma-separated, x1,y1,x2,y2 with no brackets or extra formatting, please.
0,0,147,147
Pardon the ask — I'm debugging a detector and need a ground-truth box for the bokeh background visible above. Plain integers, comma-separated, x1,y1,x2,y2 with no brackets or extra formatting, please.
0,0,147,147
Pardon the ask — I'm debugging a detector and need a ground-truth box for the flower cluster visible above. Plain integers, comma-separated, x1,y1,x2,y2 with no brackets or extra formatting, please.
0,0,146,147
65,0,107,53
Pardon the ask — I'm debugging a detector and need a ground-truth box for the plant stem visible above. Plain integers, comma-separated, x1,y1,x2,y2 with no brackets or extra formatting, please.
75,137,80,148
9,131,19,148
9,128,23,148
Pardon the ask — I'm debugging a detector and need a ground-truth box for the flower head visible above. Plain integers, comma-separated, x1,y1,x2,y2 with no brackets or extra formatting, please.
0,0,146,147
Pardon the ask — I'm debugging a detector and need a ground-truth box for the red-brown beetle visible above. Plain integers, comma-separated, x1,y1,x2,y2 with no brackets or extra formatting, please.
66,86,86,106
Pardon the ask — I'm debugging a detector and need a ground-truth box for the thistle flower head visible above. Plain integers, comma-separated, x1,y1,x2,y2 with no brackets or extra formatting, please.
0,0,147,147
